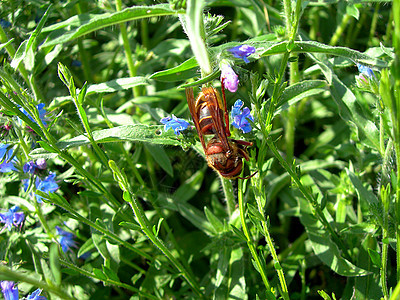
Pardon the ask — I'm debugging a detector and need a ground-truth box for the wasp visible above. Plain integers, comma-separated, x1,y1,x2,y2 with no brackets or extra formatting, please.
186,85,253,179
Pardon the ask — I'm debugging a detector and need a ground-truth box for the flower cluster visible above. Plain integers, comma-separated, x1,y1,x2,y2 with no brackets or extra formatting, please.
220,60,239,93
231,100,254,133
23,159,47,174
1,281,46,300
160,115,190,135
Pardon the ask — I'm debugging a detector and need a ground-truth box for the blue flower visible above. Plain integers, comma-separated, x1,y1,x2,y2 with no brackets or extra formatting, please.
34,172,59,203
56,226,77,253
356,63,375,78
0,206,25,232
20,103,48,126
0,144,17,173
0,281,18,300
228,45,256,64
231,100,254,133
0,19,11,29
160,115,190,135
220,61,239,93
27,288,47,300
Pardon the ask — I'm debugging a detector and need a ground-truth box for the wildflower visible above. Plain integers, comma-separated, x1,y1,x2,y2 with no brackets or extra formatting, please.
0,281,18,300
35,172,59,203
0,206,25,232
24,161,38,174
220,61,239,93
160,115,190,135
0,19,11,29
36,158,47,169
27,288,47,300
228,45,256,64
356,63,375,78
355,63,379,94
56,226,77,253
231,100,254,133
0,144,17,173
71,60,82,67
20,103,48,126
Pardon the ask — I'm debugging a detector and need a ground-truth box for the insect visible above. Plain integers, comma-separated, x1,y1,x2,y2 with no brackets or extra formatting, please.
186,85,253,179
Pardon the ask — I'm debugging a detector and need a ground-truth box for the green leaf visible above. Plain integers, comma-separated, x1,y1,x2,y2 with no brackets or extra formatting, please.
228,248,247,300
149,58,198,82
230,224,247,242
214,247,230,289
346,169,383,227
275,80,328,115
86,77,149,95
49,243,61,286
145,143,173,177
368,249,382,268
77,238,95,259
11,4,52,69
119,221,141,232
204,207,224,233
42,4,182,47
172,168,205,203
93,268,108,281
260,41,387,68
30,124,191,158
102,265,121,282
298,194,370,276
247,203,265,222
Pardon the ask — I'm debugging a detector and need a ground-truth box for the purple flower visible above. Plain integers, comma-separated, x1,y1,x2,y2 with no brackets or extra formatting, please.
160,115,190,135
24,161,37,174
0,144,17,173
56,226,77,253
228,45,256,64
0,206,25,232
0,281,18,300
20,103,48,126
27,288,47,300
36,158,47,169
34,172,59,203
231,100,254,133
356,63,375,78
220,62,239,93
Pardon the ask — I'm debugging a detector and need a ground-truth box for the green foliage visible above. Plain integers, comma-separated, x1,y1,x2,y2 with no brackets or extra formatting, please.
0,0,398,299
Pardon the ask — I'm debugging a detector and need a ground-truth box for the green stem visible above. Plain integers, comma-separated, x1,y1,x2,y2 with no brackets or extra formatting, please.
0,266,75,300
368,3,380,47
34,200,52,236
329,13,352,46
126,193,203,297
238,178,271,292
254,184,290,299
266,138,351,260
115,0,140,98
220,176,236,218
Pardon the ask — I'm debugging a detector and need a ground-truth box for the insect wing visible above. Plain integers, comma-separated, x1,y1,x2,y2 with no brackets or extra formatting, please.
186,87,207,151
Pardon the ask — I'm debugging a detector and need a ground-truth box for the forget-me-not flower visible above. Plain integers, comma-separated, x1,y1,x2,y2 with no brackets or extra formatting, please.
0,281,18,300
228,45,256,64
56,226,77,253
0,206,25,232
220,61,239,93
0,144,17,173
231,100,254,133
160,115,190,135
